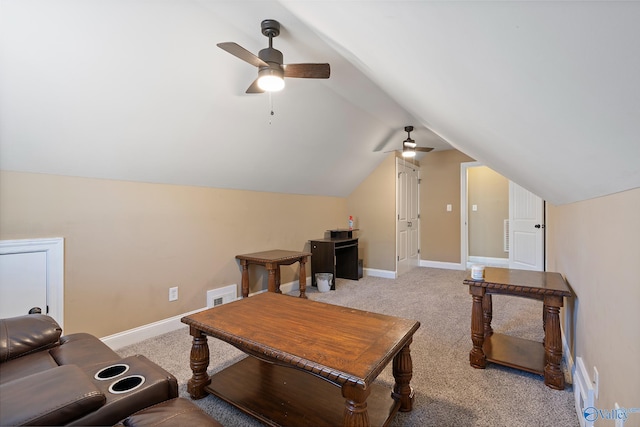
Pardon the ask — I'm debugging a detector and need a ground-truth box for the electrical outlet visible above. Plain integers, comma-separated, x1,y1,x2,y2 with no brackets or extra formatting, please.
593,367,599,399
169,286,178,301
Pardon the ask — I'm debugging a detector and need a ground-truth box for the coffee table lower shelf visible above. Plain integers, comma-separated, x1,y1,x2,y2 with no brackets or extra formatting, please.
205,356,401,427
483,333,546,375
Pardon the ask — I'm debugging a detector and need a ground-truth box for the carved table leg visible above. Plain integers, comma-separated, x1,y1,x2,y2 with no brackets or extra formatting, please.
298,257,308,299
342,382,371,427
187,327,210,399
469,286,487,368
265,262,279,294
274,264,282,294
392,338,414,412
542,303,547,347
483,293,493,337
543,295,565,390
241,262,250,298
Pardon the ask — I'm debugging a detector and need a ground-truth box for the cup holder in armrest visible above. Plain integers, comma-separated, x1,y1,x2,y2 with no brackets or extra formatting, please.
108,375,145,394
95,363,129,380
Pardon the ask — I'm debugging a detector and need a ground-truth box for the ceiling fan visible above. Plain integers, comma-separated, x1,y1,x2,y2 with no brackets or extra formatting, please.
400,126,433,157
217,19,330,94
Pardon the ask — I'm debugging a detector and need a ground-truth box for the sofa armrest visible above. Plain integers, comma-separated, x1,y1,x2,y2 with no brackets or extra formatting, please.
0,314,62,363
0,364,105,426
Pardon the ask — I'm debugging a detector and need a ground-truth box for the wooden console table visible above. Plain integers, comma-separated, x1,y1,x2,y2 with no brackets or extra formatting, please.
182,292,420,427
463,267,572,390
235,249,311,298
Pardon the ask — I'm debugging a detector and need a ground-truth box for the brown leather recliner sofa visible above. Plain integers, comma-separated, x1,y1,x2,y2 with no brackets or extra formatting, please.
0,314,221,426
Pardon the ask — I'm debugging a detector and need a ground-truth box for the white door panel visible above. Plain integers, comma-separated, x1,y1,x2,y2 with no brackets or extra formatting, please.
397,160,420,275
0,238,64,327
0,251,48,317
509,182,544,271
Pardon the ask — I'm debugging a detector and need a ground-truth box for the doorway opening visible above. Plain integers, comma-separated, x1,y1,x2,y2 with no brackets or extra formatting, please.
460,163,544,271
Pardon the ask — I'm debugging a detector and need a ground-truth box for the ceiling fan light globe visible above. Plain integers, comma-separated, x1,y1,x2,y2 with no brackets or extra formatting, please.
402,149,416,158
257,68,285,92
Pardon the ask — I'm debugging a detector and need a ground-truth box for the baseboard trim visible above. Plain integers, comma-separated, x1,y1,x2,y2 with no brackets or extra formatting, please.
562,329,574,383
249,278,305,296
101,307,207,351
364,268,396,279
467,256,509,268
420,260,466,271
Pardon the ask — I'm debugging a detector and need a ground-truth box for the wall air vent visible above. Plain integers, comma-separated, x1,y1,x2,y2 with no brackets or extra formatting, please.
206,284,238,308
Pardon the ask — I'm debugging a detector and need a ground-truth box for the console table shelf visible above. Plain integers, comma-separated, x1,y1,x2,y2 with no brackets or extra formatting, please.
483,333,546,375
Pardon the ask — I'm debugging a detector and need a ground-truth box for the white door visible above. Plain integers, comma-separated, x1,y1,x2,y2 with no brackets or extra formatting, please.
397,160,420,275
509,182,544,271
0,238,64,327
0,251,48,317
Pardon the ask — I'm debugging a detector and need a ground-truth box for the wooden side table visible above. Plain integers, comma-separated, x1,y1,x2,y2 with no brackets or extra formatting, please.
235,249,311,298
463,267,573,390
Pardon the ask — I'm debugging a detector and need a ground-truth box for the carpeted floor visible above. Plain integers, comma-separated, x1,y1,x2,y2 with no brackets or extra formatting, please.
118,267,579,426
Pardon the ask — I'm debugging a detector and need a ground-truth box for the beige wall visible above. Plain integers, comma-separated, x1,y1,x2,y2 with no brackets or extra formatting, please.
346,152,397,271
0,171,347,337
467,166,509,258
420,150,474,263
546,187,640,413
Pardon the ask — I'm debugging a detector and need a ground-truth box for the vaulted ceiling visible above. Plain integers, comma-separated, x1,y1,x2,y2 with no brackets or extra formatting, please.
1,1,638,205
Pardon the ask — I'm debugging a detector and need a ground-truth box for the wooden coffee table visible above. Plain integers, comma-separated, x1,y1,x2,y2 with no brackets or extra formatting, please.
181,292,420,427
463,267,573,390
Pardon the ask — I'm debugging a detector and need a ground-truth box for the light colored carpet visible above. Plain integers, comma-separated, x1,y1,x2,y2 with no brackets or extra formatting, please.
118,267,579,426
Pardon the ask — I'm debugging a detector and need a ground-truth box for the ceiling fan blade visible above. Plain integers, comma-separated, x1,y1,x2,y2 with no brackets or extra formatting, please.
415,147,434,152
283,63,330,79
217,42,268,68
245,79,264,94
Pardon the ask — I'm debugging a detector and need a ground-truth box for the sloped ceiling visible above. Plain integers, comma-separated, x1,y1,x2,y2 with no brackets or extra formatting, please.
1,1,639,205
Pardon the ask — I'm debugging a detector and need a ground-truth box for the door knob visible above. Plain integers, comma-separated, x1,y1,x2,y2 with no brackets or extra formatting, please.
534,224,545,229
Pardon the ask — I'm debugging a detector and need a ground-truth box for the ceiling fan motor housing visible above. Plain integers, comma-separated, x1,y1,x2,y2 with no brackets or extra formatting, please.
260,19,284,75
259,48,284,66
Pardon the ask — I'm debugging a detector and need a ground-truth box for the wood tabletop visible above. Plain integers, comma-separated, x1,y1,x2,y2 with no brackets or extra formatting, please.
235,249,312,262
464,267,572,297
182,292,420,387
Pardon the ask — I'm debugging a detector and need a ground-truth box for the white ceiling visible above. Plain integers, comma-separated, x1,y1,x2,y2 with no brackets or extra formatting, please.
1,1,639,205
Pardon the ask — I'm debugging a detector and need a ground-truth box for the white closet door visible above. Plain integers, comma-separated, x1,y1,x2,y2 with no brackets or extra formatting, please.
509,182,544,271
0,251,48,317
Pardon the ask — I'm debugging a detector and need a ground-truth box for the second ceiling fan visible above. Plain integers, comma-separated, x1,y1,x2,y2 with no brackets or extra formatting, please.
400,126,434,157
217,19,330,94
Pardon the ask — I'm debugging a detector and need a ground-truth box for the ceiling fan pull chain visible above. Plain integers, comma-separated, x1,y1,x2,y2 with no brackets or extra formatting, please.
268,92,275,124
